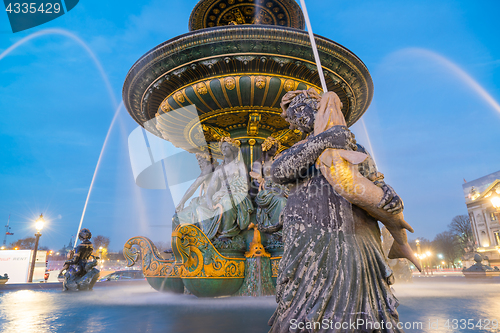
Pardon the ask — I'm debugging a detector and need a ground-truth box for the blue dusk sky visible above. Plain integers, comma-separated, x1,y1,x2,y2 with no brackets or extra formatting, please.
1,0,499,251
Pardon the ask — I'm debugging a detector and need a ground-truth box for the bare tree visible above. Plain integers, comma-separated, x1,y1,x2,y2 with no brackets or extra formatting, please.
449,214,475,252
10,237,36,249
433,231,462,268
93,235,110,250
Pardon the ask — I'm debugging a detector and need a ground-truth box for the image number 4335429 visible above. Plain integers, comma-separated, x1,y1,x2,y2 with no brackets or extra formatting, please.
3,0,79,33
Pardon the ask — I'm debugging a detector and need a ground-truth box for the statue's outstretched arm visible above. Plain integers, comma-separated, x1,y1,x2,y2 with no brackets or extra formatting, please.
271,125,355,184
357,144,404,215
176,174,210,210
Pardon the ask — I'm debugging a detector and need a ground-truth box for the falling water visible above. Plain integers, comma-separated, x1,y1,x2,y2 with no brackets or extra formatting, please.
117,116,151,237
358,47,500,169
0,28,118,109
0,28,122,246
389,47,500,115
360,118,377,166
74,102,123,247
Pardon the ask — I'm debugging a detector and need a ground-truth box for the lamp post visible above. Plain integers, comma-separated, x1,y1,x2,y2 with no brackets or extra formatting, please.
416,239,423,275
28,214,44,283
426,251,433,275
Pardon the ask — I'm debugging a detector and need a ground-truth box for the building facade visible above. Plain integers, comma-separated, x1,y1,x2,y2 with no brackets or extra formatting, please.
463,170,500,266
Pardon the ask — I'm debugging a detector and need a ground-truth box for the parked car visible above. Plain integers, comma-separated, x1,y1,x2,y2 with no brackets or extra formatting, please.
98,270,144,282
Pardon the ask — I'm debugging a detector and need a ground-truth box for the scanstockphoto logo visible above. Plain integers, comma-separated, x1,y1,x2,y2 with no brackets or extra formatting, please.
3,0,79,33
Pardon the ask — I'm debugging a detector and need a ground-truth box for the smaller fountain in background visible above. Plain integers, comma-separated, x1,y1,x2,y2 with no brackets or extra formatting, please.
61,228,100,291
462,253,500,279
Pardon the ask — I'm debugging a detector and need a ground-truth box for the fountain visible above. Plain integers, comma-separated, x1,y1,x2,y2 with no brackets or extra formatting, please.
463,253,500,279
122,0,373,297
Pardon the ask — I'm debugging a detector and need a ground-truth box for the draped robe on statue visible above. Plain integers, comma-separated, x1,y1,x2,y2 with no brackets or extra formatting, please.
197,158,254,240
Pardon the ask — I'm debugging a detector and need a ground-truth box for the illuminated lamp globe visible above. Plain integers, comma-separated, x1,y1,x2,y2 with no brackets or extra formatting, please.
35,214,45,232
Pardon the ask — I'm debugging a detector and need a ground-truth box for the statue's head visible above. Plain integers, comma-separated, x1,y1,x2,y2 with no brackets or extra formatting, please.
78,228,92,241
195,152,218,169
261,137,280,157
219,137,240,159
280,88,321,134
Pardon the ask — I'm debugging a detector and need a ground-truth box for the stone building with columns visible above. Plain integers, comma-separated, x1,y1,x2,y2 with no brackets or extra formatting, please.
463,170,500,266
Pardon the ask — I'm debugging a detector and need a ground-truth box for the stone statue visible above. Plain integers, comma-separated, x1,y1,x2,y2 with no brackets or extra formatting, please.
464,254,496,272
197,137,254,240
61,228,100,291
268,89,405,332
172,152,218,229
250,137,288,236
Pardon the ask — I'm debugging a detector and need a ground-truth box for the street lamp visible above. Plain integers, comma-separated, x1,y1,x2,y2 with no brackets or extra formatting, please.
416,240,423,274
425,251,433,275
28,214,44,283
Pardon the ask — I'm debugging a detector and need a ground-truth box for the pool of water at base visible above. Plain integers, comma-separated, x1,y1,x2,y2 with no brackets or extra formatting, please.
0,276,499,333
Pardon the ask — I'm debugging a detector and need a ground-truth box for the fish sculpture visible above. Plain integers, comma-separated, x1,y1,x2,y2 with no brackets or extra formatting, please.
314,91,422,272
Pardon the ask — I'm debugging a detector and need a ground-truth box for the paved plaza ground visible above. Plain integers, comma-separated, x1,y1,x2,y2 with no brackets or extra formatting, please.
0,276,499,332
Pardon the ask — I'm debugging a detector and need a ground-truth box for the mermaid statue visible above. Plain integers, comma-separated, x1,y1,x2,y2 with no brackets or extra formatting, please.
196,137,254,241
268,89,405,332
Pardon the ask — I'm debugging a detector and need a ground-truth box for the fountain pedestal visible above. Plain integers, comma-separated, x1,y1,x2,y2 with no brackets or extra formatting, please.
235,257,275,297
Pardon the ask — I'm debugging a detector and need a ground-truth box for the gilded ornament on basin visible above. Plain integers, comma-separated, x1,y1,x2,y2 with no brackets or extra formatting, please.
174,92,185,104
284,79,296,92
197,82,208,95
224,77,236,90
256,76,266,89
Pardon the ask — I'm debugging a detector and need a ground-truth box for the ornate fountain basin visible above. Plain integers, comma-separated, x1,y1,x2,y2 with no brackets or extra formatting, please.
123,25,373,155
124,225,278,297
